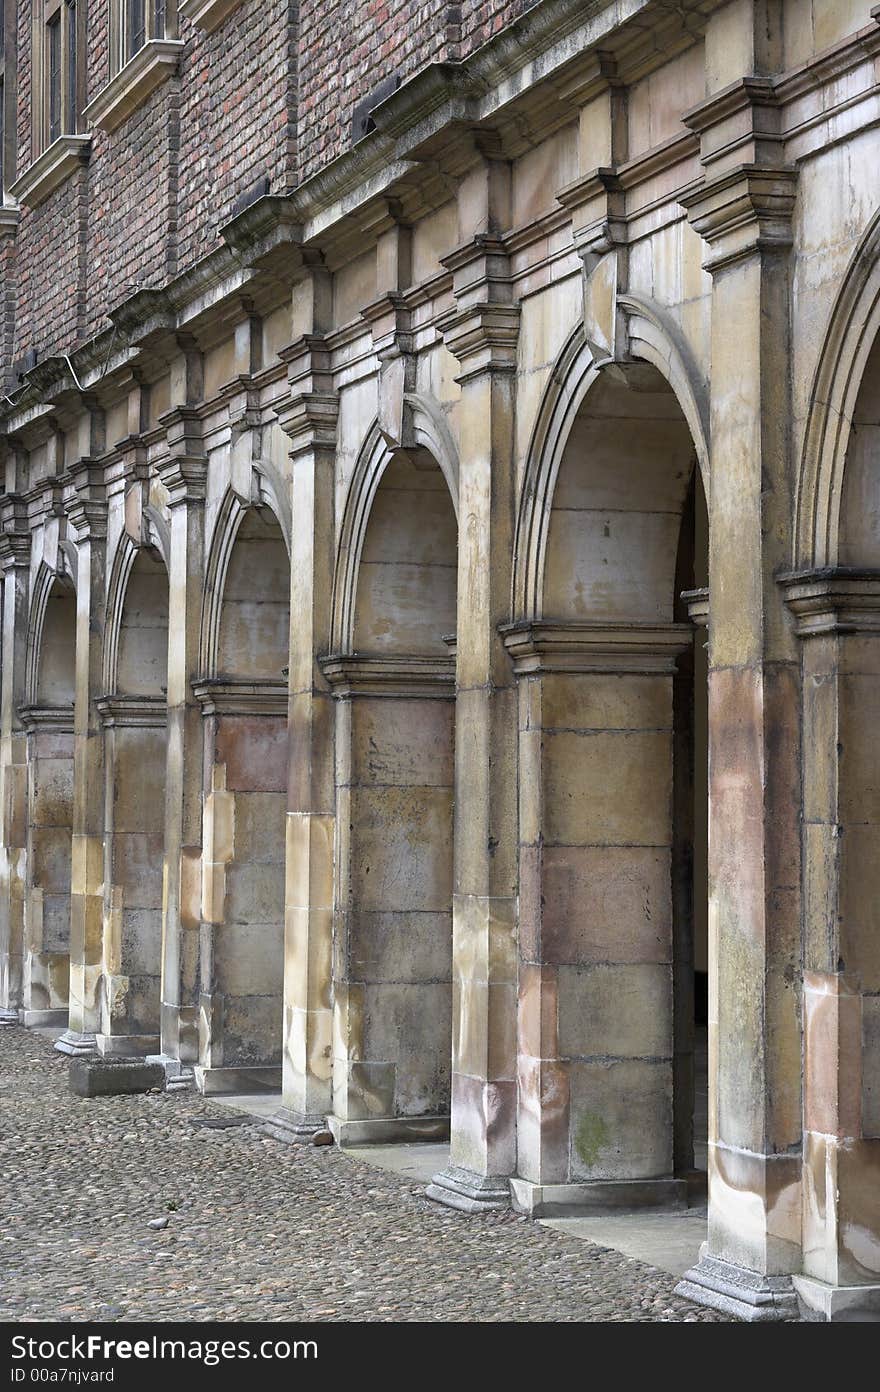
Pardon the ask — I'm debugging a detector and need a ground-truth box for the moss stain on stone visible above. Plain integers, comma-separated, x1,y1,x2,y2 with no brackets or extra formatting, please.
575,1111,609,1169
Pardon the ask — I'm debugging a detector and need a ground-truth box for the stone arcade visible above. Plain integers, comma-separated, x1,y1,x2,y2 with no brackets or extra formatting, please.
0,0,879,1324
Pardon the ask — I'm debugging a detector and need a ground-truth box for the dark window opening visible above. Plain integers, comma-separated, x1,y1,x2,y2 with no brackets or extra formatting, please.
66,1,76,135
127,0,146,59
48,14,62,144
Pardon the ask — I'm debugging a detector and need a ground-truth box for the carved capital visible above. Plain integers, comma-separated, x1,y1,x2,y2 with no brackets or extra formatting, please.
157,406,208,506
0,494,31,570
679,163,798,273
439,301,520,381
275,336,339,457
64,459,108,540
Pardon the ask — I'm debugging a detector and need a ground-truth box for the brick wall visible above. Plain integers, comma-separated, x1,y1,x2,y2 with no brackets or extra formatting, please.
4,1,544,372
296,1,455,182
176,0,298,271
459,0,535,49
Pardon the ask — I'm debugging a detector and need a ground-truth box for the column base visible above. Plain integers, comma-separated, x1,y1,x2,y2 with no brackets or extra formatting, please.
97,1033,160,1058
262,1106,327,1144
145,1054,195,1092
328,1114,449,1147
0,1008,20,1027
794,1274,880,1322
510,1175,688,1219
54,1030,98,1057
195,1064,282,1095
425,1165,511,1214
675,1249,799,1322
22,1008,68,1028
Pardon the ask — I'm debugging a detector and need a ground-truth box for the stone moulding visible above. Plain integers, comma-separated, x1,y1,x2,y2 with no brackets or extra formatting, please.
500,620,694,675
9,136,91,209
190,678,287,717
95,695,168,729
179,0,247,33
319,652,455,699
83,40,184,135
778,567,880,636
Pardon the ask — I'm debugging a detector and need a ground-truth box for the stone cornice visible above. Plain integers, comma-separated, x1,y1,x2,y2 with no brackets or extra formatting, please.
180,0,247,33
319,653,455,698
190,679,287,716
678,163,798,273
18,704,75,734
500,620,693,674
778,568,880,637
96,695,167,728
83,41,184,135
9,136,92,210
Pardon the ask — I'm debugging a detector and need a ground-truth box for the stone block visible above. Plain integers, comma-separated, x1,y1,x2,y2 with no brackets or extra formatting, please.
568,1057,673,1181
543,729,673,847
558,962,672,1060
540,845,673,965
69,1058,165,1097
350,697,454,788
540,672,672,734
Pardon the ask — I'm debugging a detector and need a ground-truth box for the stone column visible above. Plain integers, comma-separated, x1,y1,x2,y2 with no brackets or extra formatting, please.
265,321,339,1142
323,654,455,1145
426,237,520,1211
503,621,692,1217
676,145,803,1316
0,494,31,1025
55,461,108,1056
781,571,880,1322
153,408,208,1084
20,706,75,1027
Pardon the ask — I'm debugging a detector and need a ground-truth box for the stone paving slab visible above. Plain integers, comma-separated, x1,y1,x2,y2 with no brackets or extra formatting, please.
0,1028,729,1322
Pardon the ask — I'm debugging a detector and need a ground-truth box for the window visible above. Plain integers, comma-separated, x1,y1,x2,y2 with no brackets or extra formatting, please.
113,0,172,73
47,14,61,143
33,1,79,154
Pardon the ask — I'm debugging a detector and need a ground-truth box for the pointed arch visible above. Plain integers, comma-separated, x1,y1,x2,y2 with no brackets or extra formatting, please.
512,298,710,623
102,531,171,695
331,406,459,656
25,560,75,707
795,206,880,568
199,488,250,678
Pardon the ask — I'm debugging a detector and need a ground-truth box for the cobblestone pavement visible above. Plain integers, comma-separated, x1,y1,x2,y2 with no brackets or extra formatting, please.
0,1027,729,1322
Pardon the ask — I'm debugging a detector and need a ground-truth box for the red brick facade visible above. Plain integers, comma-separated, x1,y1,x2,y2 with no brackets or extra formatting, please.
1,1,539,381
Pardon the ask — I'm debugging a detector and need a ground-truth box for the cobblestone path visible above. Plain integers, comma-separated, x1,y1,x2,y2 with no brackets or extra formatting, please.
0,1028,727,1322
